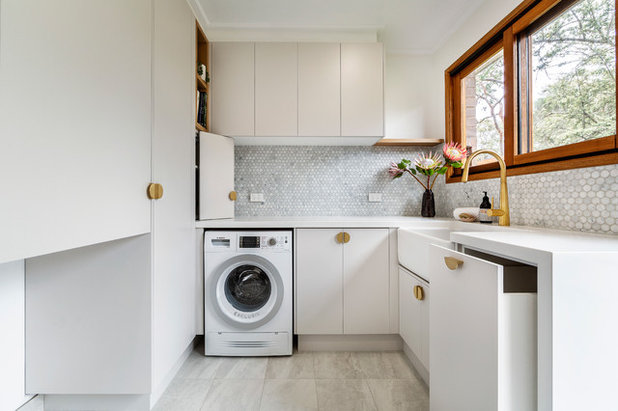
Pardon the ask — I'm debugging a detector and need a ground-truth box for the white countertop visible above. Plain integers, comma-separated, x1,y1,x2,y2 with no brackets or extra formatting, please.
450,230,618,267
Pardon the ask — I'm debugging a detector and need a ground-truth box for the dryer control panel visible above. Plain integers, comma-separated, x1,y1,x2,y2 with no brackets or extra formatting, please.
205,231,292,253
239,234,290,251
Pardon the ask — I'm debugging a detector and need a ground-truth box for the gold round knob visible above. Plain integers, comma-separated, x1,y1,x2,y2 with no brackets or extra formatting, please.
147,183,163,200
229,191,237,201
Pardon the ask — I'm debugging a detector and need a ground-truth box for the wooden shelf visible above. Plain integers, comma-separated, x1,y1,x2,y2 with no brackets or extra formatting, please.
196,123,207,132
374,138,444,147
196,74,208,92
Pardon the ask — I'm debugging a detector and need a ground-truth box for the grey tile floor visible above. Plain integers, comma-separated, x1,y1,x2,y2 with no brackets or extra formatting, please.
154,348,429,411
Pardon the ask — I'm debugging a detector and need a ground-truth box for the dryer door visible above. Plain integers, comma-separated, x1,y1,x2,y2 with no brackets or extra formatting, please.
210,255,284,329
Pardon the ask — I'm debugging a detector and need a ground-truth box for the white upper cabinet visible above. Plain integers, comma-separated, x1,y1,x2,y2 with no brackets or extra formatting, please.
341,43,384,137
298,43,341,136
255,43,298,136
0,0,152,264
211,42,255,136
209,41,383,140
198,132,235,220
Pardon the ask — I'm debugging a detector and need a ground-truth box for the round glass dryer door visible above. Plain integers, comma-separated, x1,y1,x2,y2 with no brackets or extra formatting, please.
212,255,284,328
225,265,271,312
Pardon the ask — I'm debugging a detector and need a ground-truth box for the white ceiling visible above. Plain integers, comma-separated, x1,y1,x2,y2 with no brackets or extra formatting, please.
196,0,485,54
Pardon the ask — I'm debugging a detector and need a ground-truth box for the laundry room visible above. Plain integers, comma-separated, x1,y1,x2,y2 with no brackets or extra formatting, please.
1,0,617,410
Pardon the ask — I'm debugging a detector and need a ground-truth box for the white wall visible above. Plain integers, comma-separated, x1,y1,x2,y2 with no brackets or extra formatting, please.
0,260,32,411
0,0,152,264
427,0,523,139
380,0,523,141
150,0,198,401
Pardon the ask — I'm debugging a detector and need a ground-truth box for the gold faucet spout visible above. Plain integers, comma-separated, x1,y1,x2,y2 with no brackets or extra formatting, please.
461,150,510,226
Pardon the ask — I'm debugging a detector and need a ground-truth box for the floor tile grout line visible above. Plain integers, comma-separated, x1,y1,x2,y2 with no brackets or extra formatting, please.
364,379,380,411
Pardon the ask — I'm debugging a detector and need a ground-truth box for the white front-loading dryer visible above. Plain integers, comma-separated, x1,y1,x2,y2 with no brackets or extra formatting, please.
204,230,292,356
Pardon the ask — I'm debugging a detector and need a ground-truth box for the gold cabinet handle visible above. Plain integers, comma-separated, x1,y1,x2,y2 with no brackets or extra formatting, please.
229,191,237,201
413,285,424,300
336,232,351,244
147,183,163,200
444,256,464,270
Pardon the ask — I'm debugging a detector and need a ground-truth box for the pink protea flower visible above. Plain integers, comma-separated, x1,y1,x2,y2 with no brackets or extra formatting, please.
414,152,442,170
443,142,468,163
388,162,404,177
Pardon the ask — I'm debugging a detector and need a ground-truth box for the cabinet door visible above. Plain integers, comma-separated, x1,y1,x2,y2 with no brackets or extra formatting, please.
399,267,419,351
418,278,430,370
296,229,343,334
429,245,501,411
341,43,384,137
198,132,235,220
343,229,390,334
399,267,429,369
0,0,152,264
211,42,255,136
255,43,298,136
298,43,341,136
151,0,197,392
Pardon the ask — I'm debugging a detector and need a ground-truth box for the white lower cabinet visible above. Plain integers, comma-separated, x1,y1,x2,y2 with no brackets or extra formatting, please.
399,267,429,370
296,228,390,335
429,245,537,411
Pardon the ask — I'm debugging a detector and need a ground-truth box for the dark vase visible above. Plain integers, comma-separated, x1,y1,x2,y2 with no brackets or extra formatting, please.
421,189,435,217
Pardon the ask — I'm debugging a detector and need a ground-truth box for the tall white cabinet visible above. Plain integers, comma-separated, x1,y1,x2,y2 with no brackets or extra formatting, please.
341,43,384,136
296,229,391,335
255,43,298,136
10,0,199,409
150,0,197,398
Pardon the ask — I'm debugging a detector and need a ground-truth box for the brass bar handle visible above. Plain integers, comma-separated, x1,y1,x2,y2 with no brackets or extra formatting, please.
335,232,344,244
147,183,163,200
444,256,464,270
413,285,425,300
229,191,237,201
343,232,350,243
487,208,505,217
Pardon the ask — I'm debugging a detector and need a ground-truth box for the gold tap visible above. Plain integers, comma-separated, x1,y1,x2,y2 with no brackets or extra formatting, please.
461,150,510,226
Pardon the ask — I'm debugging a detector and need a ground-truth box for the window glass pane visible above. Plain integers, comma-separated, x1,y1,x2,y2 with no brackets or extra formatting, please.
531,0,616,151
463,49,505,166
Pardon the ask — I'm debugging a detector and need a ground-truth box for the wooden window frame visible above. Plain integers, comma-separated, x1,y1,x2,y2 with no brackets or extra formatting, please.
445,0,618,183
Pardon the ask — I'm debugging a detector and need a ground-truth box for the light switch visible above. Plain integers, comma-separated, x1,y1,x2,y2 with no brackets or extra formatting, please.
250,193,265,203
368,193,382,202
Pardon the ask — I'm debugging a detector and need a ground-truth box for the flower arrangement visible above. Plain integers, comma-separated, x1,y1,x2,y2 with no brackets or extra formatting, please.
389,142,468,190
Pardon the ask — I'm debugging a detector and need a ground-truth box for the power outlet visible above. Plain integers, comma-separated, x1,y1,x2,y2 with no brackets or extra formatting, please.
368,193,383,202
250,193,265,203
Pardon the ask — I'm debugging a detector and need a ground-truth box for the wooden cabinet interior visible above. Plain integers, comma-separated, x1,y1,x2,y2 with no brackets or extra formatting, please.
196,21,209,132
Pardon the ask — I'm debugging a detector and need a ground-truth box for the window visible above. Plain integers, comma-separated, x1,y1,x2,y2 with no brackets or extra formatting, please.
446,0,617,182
461,47,505,166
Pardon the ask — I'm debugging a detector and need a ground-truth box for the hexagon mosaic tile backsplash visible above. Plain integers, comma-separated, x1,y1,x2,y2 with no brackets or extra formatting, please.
234,146,618,235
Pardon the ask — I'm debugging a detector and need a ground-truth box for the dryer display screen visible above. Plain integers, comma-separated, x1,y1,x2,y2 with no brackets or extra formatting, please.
239,236,260,248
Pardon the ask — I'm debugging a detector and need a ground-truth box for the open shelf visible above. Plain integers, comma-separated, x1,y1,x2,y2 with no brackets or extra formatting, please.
195,20,209,132
196,74,208,92
374,138,444,147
